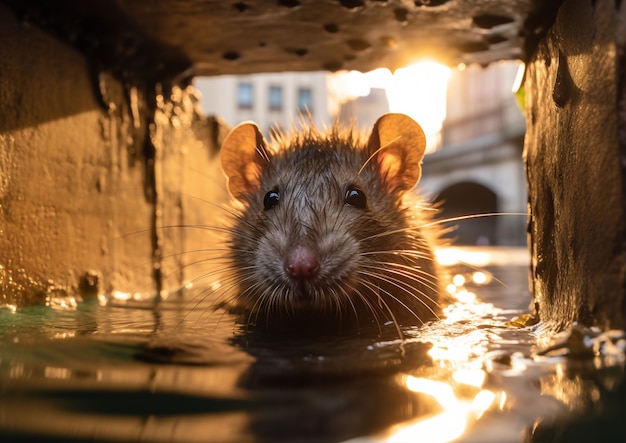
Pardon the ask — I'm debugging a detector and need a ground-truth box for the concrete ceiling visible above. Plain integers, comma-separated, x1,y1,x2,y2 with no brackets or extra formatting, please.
3,0,562,81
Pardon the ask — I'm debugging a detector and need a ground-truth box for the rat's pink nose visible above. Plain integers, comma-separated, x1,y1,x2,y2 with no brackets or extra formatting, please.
284,245,320,279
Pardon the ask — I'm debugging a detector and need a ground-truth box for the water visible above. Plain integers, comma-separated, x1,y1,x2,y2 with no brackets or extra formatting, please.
1,247,624,443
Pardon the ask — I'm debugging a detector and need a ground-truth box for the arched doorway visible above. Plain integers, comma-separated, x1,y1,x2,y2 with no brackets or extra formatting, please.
434,182,498,245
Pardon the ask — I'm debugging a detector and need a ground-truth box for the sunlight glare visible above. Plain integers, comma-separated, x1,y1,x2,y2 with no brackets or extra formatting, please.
471,389,497,419
385,61,451,152
452,368,486,388
388,376,501,443
329,61,450,151
389,377,467,443
386,410,466,443
427,327,486,362
472,271,489,285
344,68,392,97
452,274,466,287
435,248,493,267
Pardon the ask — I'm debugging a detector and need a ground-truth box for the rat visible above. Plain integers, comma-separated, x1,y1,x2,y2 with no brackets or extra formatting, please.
219,113,443,334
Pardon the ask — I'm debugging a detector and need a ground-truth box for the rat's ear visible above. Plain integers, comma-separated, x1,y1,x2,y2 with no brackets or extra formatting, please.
220,122,270,201
366,113,427,193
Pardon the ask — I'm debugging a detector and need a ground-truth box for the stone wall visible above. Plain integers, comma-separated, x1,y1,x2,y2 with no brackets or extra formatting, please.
524,0,626,329
0,4,226,306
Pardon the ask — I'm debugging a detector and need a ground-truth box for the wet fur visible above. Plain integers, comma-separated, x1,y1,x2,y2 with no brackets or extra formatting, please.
221,116,445,334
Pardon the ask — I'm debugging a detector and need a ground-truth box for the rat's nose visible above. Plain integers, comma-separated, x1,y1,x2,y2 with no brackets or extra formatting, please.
284,245,320,279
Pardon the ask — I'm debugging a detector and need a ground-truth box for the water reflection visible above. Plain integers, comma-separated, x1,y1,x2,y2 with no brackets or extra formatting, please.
354,248,624,443
0,247,624,442
381,375,506,443
350,256,513,443
391,378,468,443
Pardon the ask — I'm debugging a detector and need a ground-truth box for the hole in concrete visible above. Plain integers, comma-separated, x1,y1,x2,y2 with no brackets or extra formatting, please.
484,34,508,45
414,0,450,7
338,0,365,10
394,7,409,24
278,0,301,7
455,40,489,53
284,47,309,57
233,2,249,12
79,271,100,298
322,60,343,71
379,35,396,47
346,38,371,52
472,14,515,29
323,23,340,33
222,51,241,61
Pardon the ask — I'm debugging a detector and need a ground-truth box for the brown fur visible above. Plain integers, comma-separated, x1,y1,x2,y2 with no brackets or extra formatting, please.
220,114,444,333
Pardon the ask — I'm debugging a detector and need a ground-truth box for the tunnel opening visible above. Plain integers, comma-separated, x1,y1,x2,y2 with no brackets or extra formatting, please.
434,181,498,246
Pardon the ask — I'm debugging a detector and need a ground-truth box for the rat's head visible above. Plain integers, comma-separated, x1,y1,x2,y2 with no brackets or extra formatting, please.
220,114,439,332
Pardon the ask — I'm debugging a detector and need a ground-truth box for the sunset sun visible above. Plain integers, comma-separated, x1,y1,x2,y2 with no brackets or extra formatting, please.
331,61,452,152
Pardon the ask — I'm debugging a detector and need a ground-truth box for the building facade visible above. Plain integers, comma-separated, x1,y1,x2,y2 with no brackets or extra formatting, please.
419,62,527,246
194,72,330,137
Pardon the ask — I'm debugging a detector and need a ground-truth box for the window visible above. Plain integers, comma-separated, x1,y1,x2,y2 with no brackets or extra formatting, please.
297,87,313,114
237,82,253,109
268,85,283,111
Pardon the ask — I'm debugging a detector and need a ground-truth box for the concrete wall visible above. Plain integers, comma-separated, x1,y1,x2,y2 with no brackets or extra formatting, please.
0,4,226,307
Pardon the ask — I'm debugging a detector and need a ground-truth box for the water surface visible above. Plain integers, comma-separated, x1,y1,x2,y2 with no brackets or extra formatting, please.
1,247,624,442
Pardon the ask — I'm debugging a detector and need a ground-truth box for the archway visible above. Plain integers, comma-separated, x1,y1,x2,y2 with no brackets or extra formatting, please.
434,182,498,246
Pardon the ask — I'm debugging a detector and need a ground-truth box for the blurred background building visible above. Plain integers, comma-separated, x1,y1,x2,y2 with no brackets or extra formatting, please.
421,63,526,246
194,61,526,246
194,72,329,136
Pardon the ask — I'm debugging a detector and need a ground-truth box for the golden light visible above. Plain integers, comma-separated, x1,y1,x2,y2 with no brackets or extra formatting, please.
452,274,466,287
435,247,493,267
383,375,502,443
452,368,486,388
343,67,392,97
445,283,457,295
329,61,451,152
426,324,486,362
385,61,451,152
472,271,490,285
471,390,497,419
389,377,467,443
44,366,72,380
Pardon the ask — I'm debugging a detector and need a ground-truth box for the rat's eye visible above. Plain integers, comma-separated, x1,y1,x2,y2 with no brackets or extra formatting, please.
344,188,367,209
263,189,280,210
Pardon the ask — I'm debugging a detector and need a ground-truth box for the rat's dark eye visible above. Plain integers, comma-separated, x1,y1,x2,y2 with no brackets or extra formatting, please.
263,189,280,210
344,188,367,209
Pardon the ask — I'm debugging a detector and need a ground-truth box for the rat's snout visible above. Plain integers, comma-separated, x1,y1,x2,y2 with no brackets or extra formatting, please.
284,245,320,280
